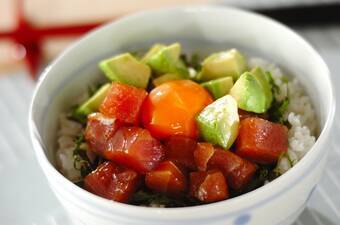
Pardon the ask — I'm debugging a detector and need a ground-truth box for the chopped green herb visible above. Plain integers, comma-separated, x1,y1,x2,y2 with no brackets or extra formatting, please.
69,108,87,125
281,75,289,84
268,97,289,124
189,53,201,71
72,133,99,178
265,71,280,96
87,82,105,97
180,53,202,71
75,180,85,188
265,71,290,124
75,132,85,146
130,50,145,60
239,165,279,195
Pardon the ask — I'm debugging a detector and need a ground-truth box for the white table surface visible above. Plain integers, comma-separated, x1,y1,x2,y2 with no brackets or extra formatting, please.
0,25,339,225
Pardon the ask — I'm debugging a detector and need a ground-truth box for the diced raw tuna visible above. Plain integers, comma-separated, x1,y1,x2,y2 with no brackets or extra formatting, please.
194,142,215,171
208,149,257,191
145,160,187,195
100,82,147,125
236,117,288,164
104,127,165,173
84,161,140,202
190,170,229,203
85,113,121,154
165,136,197,170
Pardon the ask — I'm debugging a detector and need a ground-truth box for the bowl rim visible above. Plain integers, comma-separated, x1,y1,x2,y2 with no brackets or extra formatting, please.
29,4,335,221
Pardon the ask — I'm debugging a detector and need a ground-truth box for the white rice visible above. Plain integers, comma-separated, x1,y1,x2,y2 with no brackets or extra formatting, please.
56,114,83,182
249,58,316,174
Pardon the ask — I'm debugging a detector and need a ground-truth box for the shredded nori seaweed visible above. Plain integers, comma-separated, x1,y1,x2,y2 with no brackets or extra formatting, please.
129,189,202,207
180,53,202,71
230,165,279,197
268,97,290,125
87,82,105,97
69,105,87,125
266,71,290,125
72,133,102,178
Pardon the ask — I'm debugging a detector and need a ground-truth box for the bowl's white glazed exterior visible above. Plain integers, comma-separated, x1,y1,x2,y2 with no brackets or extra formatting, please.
29,6,335,225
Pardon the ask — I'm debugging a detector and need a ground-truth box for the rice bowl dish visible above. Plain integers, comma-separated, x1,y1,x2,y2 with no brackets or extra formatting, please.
28,6,335,225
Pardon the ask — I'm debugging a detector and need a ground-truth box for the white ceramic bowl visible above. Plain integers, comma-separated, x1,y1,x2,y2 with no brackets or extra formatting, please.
29,6,335,225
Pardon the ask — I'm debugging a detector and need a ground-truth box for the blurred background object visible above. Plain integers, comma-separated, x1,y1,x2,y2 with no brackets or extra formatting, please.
0,1,340,225
1,0,340,77
0,0,209,77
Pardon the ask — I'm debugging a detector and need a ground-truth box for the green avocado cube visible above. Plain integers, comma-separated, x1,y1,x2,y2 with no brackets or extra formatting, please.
196,95,239,149
144,43,189,77
99,53,151,89
141,44,165,64
201,77,234,99
74,83,111,119
229,67,273,113
197,49,247,82
251,67,273,109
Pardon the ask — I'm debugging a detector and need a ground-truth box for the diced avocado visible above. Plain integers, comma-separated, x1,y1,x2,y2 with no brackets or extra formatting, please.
99,53,151,89
144,43,189,77
229,68,273,113
197,49,247,82
251,67,273,109
74,83,111,119
201,77,234,99
153,73,183,86
196,95,239,149
141,44,165,63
